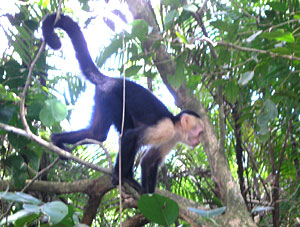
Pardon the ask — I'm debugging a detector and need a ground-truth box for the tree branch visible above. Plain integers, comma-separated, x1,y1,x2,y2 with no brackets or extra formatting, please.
0,175,113,194
0,122,112,175
217,41,300,61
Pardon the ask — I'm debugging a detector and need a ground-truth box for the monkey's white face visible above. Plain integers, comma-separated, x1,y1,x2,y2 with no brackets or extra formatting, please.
186,124,203,147
180,114,204,147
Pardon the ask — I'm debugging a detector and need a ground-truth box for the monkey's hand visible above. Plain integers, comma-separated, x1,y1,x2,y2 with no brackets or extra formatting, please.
50,134,72,160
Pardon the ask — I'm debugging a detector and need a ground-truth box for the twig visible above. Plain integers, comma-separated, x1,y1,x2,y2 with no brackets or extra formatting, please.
118,30,127,227
217,41,300,61
0,122,112,175
217,76,225,153
231,0,256,20
190,0,218,59
20,41,45,133
266,19,299,32
23,158,60,192
70,138,113,170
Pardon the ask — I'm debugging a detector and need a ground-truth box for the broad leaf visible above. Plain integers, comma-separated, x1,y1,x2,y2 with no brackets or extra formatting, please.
251,206,274,213
125,65,142,77
257,99,278,135
225,82,239,104
39,99,68,126
41,201,68,225
96,35,123,67
268,2,287,13
0,105,15,124
131,19,148,41
0,209,38,226
175,31,188,44
246,30,262,43
188,206,226,217
161,0,180,8
0,192,41,205
165,10,178,29
238,71,254,86
183,4,198,13
262,29,295,43
138,194,179,227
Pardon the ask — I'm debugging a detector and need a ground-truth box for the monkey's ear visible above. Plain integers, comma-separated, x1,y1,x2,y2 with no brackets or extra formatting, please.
180,114,191,130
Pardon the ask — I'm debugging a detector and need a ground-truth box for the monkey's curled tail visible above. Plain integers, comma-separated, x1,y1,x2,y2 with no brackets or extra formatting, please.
42,13,104,84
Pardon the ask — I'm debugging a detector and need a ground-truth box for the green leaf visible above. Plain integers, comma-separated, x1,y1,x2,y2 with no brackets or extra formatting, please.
20,147,40,172
238,71,254,86
24,19,39,31
165,9,178,29
262,29,295,43
246,30,262,43
268,2,287,13
39,99,68,126
167,73,181,88
96,35,123,67
183,4,198,13
125,65,142,77
59,205,76,226
210,79,226,89
0,105,15,124
12,170,27,189
167,55,185,88
131,19,148,41
41,201,68,225
188,206,226,217
0,192,41,205
0,209,37,226
3,59,26,88
5,155,24,172
175,31,187,44
251,206,274,213
0,84,20,102
27,101,44,118
15,212,40,227
271,47,292,55
210,20,229,31
257,99,277,135
167,52,187,88
48,100,68,122
23,204,41,214
161,0,180,8
138,194,179,227
39,107,53,127
225,82,239,104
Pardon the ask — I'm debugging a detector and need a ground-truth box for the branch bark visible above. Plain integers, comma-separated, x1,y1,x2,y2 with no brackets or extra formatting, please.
0,176,113,194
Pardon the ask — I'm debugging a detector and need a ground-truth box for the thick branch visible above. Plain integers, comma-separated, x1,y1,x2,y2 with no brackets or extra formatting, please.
123,214,148,227
0,175,113,194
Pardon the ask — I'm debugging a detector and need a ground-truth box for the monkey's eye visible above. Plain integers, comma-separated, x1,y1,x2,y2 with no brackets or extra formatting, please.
198,130,203,137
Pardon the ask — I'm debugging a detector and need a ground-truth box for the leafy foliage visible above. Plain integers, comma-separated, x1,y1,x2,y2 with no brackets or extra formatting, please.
0,0,300,226
0,192,71,226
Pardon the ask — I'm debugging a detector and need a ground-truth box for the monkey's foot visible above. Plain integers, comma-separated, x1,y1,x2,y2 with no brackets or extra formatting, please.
111,174,143,194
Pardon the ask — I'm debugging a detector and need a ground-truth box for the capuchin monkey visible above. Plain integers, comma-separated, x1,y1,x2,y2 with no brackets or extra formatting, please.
42,13,203,193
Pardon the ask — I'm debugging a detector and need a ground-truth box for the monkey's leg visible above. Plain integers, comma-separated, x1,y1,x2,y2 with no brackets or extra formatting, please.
141,148,162,193
51,105,112,153
112,127,144,193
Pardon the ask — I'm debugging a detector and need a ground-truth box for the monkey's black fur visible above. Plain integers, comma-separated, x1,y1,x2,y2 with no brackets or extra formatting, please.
42,14,200,193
